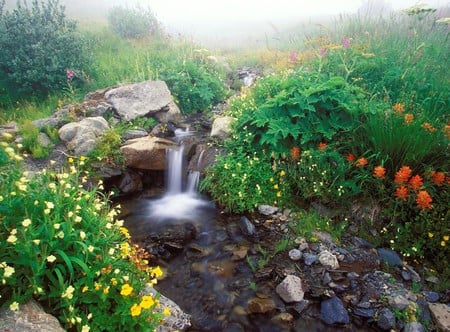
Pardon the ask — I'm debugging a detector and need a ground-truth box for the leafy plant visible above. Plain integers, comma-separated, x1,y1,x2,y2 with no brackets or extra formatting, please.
0,0,90,100
0,140,169,330
88,129,124,166
19,120,51,159
107,5,160,39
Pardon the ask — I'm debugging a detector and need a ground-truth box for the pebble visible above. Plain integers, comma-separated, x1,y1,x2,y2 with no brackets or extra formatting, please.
320,296,350,325
275,275,304,303
318,250,340,270
288,249,302,261
258,205,278,215
303,253,317,266
421,290,439,303
247,297,276,314
353,307,375,318
388,294,410,310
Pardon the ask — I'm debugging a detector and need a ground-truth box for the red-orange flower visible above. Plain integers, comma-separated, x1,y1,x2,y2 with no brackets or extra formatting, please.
346,154,355,162
373,166,386,179
404,113,414,124
318,142,327,150
290,147,301,161
421,122,436,132
394,166,412,184
408,174,423,191
416,190,433,210
393,102,405,114
444,124,450,139
431,171,445,186
355,157,368,167
395,186,409,201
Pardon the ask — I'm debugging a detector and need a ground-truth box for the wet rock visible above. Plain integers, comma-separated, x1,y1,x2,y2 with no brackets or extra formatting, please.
388,294,410,310
276,275,304,303
120,136,175,170
258,205,278,216
118,170,143,193
303,253,317,266
271,312,294,325
210,116,235,139
353,307,375,318
403,322,425,332
320,296,350,325
422,290,439,303
318,250,339,270
377,308,396,330
231,245,249,261
377,248,403,267
0,299,65,332
288,249,302,261
105,80,181,122
429,303,450,332
59,116,110,155
239,216,257,239
247,297,276,314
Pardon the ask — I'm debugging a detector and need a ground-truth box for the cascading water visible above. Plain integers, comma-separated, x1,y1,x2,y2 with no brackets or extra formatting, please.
146,129,214,222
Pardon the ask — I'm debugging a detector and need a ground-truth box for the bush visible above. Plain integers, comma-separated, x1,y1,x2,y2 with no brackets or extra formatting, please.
0,0,90,100
0,138,168,330
107,5,160,39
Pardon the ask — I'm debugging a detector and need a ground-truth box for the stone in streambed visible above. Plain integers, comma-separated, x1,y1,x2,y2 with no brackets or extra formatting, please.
276,275,304,303
247,297,276,314
320,296,349,325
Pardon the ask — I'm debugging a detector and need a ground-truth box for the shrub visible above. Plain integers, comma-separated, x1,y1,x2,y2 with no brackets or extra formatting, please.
0,0,90,100
107,5,160,39
0,139,168,330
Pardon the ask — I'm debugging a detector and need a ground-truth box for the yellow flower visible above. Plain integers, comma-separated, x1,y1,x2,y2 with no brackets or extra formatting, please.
139,295,155,309
7,235,17,244
110,278,118,286
9,302,19,311
273,184,279,189
68,157,74,163
441,241,446,247
22,218,31,227
82,286,89,293
151,266,163,278
276,191,282,197
80,231,86,240
4,266,15,278
62,285,75,299
81,325,90,332
120,283,133,296
130,304,142,317
428,233,434,238
163,307,171,316
47,255,57,263
444,235,449,241
279,170,286,177
45,201,55,209
103,287,110,294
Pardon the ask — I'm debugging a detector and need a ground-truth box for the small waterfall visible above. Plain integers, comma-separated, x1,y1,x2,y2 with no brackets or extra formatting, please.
147,129,213,222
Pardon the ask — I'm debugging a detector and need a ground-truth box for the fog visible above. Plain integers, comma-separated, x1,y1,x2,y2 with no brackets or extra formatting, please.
3,0,448,46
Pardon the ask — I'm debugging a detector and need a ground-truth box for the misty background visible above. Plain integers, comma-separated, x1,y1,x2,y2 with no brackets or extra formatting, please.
3,0,448,47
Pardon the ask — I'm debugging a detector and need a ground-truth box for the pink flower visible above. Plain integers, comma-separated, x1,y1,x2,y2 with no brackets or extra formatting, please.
319,48,327,57
66,68,76,81
342,37,351,48
289,52,297,62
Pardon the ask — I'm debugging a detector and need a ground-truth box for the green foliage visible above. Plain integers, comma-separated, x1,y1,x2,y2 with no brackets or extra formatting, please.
229,70,364,155
0,0,90,100
0,140,167,330
19,120,51,159
288,210,346,242
200,148,290,213
88,129,124,166
107,5,160,39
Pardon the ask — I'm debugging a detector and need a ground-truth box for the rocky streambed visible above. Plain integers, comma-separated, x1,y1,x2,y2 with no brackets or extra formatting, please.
121,198,450,332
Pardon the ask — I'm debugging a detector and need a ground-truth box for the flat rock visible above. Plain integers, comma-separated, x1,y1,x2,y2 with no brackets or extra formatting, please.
0,299,65,332
247,297,276,314
377,248,403,267
429,303,450,332
275,275,304,303
258,205,278,215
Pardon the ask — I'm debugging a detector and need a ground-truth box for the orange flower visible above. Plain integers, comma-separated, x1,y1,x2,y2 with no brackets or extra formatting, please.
346,154,355,162
355,157,368,167
444,124,450,139
394,166,412,184
404,113,414,124
431,171,445,186
393,102,405,114
421,122,436,132
290,147,300,161
395,186,409,201
416,190,432,210
318,142,327,150
373,166,386,179
408,174,423,191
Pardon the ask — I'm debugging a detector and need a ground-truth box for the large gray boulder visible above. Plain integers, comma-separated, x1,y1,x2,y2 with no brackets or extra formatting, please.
120,136,176,170
0,299,65,332
59,116,110,156
105,80,181,122
210,116,235,139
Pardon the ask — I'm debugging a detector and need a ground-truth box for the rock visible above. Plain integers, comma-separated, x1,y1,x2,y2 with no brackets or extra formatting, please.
422,291,439,303
38,132,54,148
271,312,294,325
388,294,410,310
120,136,176,170
0,299,65,332
0,122,19,135
231,246,249,261
239,216,257,239
303,253,317,266
293,300,310,314
405,265,421,282
377,248,403,267
144,287,191,332
118,170,143,193
275,275,304,303
403,322,425,332
312,231,334,244
105,80,181,122
377,308,396,330
318,250,340,270
237,67,260,86
210,116,235,139
320,296,350,325
288,249,302,261
258,205,278,216
123,129,149,140
353,307,375,318
429,303,450,332
247,297,276,314
59,116,110,156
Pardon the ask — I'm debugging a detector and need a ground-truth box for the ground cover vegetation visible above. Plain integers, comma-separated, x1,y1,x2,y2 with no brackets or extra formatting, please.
202,5,449,283
0,0,449,328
